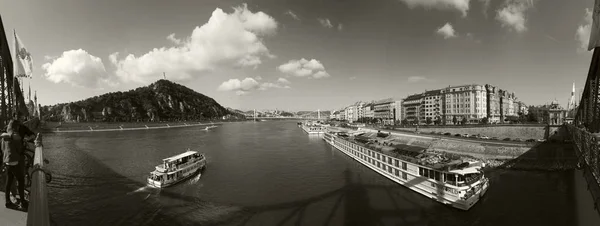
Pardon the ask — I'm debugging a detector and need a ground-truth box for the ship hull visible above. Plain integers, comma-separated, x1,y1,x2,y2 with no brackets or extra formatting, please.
323,133,488,211
147,160,206,188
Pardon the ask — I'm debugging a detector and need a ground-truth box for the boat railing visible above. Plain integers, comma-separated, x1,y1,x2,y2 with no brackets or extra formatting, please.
28,133,51,226
461,177,488,200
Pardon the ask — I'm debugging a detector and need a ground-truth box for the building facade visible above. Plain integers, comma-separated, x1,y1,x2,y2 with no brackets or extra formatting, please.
362,102,374,120
373,98,398,125
441,84,487,124
402,94,423,124
421,90,442,124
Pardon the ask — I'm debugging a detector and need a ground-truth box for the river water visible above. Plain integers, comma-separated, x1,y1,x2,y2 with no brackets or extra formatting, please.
43,120,600,226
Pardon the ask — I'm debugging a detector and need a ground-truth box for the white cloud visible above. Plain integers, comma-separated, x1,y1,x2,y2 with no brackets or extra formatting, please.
108,52,119,65
338,24,343,31
318,18,333,28
285,10,300,20
218,77,260,94
277,58,330,79
258,82,291,90
218,77,291,95
398,0,471,17
255,75,263,80
42,49,115,88
43,55,57,61
349,76,357,80
110,4,278,84
166,33,182,45
277,77,291,84
496,0,534,33
576,8,593,53
312,71,330,79
436,22,457,39
407,76,434,83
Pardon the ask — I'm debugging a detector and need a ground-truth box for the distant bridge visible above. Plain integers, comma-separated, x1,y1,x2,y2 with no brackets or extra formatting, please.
247,109,328,121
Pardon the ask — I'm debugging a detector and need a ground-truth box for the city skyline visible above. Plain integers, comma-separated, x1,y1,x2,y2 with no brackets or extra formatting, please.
0,0,595,111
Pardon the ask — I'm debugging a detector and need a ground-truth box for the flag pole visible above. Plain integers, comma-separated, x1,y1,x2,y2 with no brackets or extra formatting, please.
13,29,17,118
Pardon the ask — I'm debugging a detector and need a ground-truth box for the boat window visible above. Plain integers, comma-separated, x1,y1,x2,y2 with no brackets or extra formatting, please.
402,162,407,170
445,173,456,183
395,160,399,167
434,171,441,181
423,169,429,178
402,172,407,180
429,169,435,180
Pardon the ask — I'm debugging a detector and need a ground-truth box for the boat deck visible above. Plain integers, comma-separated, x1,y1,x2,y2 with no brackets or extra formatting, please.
332,131,481,172
0,191,27,226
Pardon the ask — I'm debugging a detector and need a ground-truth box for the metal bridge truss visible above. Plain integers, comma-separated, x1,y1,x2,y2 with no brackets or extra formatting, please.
572,48,600,214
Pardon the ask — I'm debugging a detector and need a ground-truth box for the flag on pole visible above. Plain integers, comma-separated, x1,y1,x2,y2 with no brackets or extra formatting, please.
14,30,32,78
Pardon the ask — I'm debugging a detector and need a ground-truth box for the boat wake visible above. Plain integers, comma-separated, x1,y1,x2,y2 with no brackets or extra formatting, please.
189,172,203,184
127,185,152,195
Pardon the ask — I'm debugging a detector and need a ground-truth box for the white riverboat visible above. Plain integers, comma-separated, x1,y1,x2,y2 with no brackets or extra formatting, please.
323,131,489,210
147,150,207,188
300,121,326,134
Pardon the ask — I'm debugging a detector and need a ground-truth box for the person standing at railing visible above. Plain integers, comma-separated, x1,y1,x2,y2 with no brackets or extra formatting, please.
2,120,28,211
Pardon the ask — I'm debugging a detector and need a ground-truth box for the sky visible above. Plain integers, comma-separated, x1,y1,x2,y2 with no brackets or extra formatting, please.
0,0,596,111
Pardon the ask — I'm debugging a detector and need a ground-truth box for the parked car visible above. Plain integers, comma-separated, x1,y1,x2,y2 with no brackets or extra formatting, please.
454,134,461,137
537,139,546,142
461,134,470,137
491,137,499,140
469,134,478,138
525,139,536,142
479,135,490,139
444,132,452,136
503,138,511,141
513,138,523,142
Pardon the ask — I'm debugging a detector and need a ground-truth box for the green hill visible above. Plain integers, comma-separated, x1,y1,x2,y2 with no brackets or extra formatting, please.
41,79,244,122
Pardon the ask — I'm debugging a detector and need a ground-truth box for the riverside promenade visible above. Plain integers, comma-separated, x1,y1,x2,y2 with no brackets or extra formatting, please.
0,134,49,226
0,194,27,225
47,121,224,133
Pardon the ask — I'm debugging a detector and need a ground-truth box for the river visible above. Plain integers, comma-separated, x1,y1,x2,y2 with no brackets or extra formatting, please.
43,120,600,226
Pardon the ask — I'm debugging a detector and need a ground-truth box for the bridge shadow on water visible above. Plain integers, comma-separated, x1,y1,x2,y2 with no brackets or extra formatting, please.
37,126,600,226
42,136,448,226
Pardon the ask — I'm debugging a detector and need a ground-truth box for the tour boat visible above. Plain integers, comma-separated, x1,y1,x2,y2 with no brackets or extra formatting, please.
147,149,207,188
323,131,490,210
300,121,326,134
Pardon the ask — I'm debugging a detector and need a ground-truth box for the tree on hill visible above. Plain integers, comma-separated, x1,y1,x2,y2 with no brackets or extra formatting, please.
452,116,457,125
42,79,236,122
426,117,432,125
461,117,467,125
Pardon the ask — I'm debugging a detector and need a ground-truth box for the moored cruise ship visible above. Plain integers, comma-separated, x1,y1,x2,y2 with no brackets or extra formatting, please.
147,149,207,188
323,131,489,210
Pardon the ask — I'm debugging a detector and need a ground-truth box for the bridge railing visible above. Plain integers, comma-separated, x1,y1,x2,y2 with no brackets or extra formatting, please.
567,124,600,213
27,133,51,226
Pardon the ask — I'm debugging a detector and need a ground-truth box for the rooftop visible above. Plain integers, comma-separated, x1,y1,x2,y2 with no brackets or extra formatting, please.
163,150,198,162
334,132,481,173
